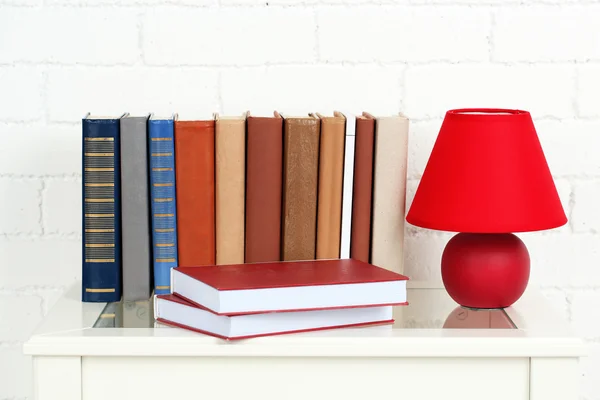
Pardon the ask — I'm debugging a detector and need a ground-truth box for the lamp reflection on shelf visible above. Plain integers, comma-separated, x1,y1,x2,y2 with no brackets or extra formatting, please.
393,288,518,329
442,306,516,329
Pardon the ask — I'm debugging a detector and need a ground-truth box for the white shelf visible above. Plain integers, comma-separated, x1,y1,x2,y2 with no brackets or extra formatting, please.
23,280,586,358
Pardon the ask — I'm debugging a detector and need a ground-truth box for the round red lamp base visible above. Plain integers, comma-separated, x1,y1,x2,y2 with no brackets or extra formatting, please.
441,233,530,309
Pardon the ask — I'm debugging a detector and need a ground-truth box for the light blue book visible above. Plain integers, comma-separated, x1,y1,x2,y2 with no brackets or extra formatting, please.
148,114,179,295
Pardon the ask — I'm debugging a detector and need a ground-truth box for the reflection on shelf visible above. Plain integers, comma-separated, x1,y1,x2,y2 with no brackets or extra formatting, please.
92,288,517,330
442,306,516,329
93,299,153,328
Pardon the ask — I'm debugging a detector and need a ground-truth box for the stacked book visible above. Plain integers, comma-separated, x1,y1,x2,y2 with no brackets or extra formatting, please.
154,258,409,340
81,111,409,302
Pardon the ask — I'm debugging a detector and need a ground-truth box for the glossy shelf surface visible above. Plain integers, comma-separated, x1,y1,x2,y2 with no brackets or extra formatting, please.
93,287,517,330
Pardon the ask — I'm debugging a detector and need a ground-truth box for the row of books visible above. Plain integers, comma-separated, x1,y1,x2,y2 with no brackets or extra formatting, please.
154,259,409,340
81,111,409,302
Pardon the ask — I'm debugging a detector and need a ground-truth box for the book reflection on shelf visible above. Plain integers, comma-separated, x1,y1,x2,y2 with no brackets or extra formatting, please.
93,299,154,328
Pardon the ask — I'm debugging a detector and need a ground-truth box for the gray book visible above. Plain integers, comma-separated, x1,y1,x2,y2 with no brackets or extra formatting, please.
120,115,152,300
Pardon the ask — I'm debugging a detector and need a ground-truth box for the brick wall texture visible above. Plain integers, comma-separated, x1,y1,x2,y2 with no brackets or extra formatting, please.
0,1,599,398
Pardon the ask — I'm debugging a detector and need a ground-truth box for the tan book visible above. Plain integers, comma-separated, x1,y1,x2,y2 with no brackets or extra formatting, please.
215,113,246,265
370,113,409,274
281,114,321,261
314,111,346,259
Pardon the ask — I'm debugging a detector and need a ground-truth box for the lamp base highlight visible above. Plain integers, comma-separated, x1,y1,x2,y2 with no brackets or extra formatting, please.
441,233,530,309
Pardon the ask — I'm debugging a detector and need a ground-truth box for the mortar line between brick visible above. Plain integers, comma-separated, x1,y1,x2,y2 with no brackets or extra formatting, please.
399,67,407,111
4,60,600,69
0,340,21,348
38,179,46,235
137,10,145,66
39,293,47,316
0,285,67,294
21,2,585,8
487,9,495,62
41,68,49,125
313,8,320,62
567,180,576,234
573,67,581,117
565,291,573,322
217,71,224,113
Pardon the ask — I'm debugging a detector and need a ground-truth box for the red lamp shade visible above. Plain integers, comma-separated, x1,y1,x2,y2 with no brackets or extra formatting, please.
406,108,567,309
406,108,566,233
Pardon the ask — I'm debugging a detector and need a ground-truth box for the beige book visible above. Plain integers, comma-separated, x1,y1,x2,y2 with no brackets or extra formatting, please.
314,111,346,259
215,113,246,265
370,113,409,274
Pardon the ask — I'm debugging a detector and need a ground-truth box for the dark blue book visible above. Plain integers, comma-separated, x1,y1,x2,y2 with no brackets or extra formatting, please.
82,114,123,302
148,114,179,295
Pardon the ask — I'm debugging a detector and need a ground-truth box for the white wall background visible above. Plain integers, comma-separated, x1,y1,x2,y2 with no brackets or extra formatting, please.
1,0,599,398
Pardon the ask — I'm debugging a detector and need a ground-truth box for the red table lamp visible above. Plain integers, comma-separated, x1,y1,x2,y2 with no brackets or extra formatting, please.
406,108,567,309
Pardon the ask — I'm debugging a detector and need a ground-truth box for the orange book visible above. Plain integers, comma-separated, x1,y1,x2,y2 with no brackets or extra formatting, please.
174,116,216,266
315,111,346,259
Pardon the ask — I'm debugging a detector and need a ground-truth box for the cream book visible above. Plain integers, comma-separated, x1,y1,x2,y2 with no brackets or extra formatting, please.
369,113,409,274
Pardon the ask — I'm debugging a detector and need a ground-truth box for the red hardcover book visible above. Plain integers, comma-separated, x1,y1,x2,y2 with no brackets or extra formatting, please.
154,294,394,340
171,258,408,315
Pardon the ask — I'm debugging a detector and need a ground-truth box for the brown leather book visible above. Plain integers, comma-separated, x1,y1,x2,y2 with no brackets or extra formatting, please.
350,113,375,263
174,116,216,267
315,111,346,259
245,111,283,263
215,113,246,265
281,114,321,261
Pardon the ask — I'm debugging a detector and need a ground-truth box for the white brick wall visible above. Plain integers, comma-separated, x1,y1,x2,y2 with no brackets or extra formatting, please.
0,1,598,399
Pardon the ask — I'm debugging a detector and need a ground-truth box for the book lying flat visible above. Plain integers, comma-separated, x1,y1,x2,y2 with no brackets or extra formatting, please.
154,294,394,340
171,258,408,315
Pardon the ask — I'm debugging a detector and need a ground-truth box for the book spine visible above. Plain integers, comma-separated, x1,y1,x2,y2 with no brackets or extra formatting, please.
316,116,346,259
82,118,122,302
175,121,216,266
281,117,320,261
350,116,375,263
120,116,152,300
245,117,283,263
148,119,178,295
371,116,409,274
215,118,246,265
339,115,355,259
